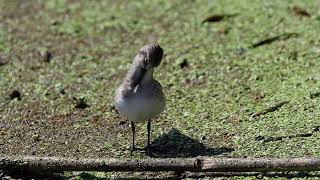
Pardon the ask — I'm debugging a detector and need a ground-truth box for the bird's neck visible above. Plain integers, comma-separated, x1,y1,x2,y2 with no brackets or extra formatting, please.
141,68,154,84
122,66,154,96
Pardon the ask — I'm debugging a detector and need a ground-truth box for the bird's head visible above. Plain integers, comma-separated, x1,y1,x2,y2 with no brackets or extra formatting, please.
134,44,164,70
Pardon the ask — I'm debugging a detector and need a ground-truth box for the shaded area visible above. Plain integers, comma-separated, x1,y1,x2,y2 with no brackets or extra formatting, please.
0,170,64,180
188,171,320,179
70,172,104,180
72,171,320,179
148,128,234,158
3,170,320,180
71,171,179,180
310,91,320,99
250,33,299,48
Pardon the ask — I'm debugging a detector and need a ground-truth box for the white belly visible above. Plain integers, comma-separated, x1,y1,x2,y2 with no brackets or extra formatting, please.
116,96,165,123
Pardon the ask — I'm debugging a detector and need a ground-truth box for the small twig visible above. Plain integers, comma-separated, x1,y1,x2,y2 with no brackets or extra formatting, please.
252,101,289,118
256,126,320,142
250,33,299,48
257,133,312,143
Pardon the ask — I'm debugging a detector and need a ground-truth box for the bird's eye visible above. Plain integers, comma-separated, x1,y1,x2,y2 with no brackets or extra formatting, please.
144,57,150,65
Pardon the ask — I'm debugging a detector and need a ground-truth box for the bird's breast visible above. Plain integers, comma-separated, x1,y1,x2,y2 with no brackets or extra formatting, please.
115,80,165,123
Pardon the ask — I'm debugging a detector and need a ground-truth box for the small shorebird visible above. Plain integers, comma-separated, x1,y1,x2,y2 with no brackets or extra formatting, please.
115,44,166,154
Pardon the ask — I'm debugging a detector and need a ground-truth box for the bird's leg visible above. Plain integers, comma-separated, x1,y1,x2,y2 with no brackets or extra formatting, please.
130,121,136,155
146,119,151,154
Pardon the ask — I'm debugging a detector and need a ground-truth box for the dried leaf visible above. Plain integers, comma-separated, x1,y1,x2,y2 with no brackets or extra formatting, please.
202,14,237,24
251,101,289,117
292,5,310,17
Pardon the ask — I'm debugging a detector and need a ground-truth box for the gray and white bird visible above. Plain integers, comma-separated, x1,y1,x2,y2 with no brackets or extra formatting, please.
114,44,166,154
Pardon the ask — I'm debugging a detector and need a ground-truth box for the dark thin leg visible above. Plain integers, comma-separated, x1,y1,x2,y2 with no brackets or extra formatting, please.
130,121,136,155
147,119,151,153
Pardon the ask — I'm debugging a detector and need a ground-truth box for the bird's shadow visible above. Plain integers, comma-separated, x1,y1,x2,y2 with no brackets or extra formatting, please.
147,128,234,158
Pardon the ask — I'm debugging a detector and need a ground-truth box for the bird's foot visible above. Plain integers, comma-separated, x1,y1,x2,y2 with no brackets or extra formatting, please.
129,146,136,156
129,146,152,156
145,145,152,156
